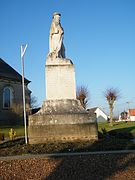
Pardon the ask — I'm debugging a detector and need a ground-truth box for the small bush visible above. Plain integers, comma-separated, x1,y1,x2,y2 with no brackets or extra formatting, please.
101,128,107,135
0,133,5,141
9,128,16,140
101,128,110,139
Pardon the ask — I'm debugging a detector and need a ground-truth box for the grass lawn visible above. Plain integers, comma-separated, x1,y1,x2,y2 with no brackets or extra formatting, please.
0,126,25,138
0,122,135,156
98,121,135,136
1,121,135,139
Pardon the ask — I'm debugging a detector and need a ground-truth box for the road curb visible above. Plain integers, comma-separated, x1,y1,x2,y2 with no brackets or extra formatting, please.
0,150,135,161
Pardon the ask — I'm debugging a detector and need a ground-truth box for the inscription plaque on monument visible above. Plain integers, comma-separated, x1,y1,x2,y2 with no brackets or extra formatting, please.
28,12,98,144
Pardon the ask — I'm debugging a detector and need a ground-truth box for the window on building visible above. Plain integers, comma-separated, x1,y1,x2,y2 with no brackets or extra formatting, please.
3,87,13,108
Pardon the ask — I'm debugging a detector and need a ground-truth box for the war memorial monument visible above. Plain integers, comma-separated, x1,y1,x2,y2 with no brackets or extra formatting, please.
28,12,98,144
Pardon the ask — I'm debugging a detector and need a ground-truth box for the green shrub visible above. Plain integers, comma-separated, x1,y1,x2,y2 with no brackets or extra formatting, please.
9,128,16,140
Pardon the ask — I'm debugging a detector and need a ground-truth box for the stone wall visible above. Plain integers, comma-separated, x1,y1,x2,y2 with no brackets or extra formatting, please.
0,79,30,126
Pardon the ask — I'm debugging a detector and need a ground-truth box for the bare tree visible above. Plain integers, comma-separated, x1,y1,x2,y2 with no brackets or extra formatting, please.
30,95,39,109
76,86,89,109
104,88,120,126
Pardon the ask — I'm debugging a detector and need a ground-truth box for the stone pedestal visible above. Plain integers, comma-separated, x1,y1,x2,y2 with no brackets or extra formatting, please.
28,99,98,144
46,57,76,100
28,57,98,144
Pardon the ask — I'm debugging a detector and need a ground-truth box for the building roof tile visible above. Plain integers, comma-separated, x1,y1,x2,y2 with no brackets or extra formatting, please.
129,109,135,116
0,58,30,84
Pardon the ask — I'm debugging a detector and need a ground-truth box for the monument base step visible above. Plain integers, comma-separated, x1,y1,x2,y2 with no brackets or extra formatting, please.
28,123,98,144
28,99,98,144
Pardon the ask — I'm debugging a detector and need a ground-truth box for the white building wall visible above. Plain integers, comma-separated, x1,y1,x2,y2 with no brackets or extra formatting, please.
130,116,135,121
95,108,108,122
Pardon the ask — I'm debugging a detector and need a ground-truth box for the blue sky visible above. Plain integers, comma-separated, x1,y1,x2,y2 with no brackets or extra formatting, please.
0,0,135,116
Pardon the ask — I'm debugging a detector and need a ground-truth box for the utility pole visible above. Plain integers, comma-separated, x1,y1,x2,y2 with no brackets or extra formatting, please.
21,44,28,144
126,101,131,110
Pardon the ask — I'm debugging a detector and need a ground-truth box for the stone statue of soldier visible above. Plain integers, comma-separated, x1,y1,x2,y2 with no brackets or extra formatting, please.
49,12,65,59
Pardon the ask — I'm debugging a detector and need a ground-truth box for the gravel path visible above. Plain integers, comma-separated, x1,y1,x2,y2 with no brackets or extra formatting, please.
0,153,135,180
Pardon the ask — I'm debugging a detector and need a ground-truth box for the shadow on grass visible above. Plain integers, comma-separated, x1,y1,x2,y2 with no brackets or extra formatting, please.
0,138,25,148
109,126,135,139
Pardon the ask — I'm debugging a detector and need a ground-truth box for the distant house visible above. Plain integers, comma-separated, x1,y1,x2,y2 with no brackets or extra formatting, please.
119,109,135,122
128,109,135,121
0,58,31,125
119,111,128,121
87,107,108,122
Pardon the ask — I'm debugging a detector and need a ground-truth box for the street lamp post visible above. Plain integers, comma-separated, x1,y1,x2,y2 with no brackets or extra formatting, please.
21,44,28,144
126,101,131,110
